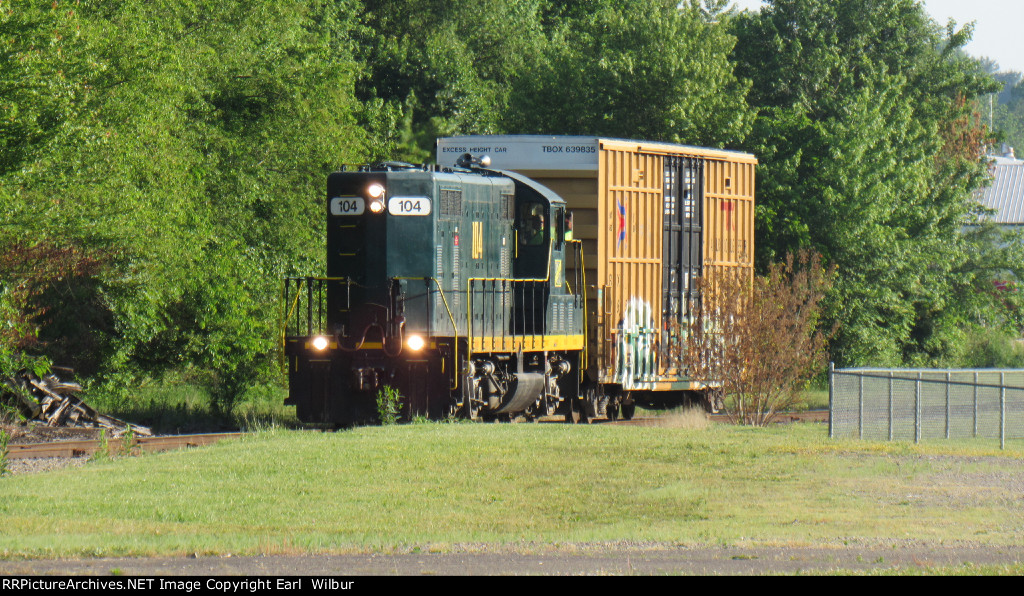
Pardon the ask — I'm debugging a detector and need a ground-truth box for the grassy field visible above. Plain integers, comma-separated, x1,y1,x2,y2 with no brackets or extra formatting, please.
1,417,1022,558
797,387,830,410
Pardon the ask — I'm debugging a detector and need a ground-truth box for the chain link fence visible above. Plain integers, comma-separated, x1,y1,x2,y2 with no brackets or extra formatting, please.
829,364,1024,449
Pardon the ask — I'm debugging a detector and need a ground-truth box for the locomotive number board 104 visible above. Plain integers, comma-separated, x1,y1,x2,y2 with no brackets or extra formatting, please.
282,136,756,425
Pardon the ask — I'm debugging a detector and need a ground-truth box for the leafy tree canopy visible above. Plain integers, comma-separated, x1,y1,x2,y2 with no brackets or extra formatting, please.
505,0,753,147
732,0,1002,366
2,0,377,406
2,0,1020,412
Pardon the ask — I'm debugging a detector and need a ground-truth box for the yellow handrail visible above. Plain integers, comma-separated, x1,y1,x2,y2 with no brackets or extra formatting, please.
279,278,307,375
395,276,460,391
279,277,357,374
466,238,587,360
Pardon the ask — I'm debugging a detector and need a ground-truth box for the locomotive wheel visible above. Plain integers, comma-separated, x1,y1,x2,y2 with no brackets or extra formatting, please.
607,403,619,421
621,402,635,421
460,382,479,421
459,352,480,420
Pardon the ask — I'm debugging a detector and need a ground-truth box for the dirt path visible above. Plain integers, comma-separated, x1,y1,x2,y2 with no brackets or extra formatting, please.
1,544,1022,575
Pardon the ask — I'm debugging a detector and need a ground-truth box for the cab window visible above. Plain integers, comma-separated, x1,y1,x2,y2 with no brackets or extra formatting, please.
519,203,547,246
554,207,565,250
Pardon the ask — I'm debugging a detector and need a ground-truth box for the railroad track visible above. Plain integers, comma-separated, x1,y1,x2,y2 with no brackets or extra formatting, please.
6,432,244,460
711,409,830,424
8,411,830,458
611,409,830,426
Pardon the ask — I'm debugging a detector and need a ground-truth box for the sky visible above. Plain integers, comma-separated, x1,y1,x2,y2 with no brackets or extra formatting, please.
728,0,1024,74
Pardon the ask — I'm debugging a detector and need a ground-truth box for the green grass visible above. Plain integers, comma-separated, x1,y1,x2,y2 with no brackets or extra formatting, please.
640,387,831,416
798,387,830,410
90,379,299,434
0,423,1022,558
796,563,1024,576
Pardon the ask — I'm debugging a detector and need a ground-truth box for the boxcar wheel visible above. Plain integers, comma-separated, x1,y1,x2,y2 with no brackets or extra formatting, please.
581,385,600,424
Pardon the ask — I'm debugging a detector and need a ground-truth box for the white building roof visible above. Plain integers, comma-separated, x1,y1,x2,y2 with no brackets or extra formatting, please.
978,158,1024,225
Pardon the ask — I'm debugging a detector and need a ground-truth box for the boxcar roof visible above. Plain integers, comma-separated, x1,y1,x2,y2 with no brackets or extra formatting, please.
436,135,758,171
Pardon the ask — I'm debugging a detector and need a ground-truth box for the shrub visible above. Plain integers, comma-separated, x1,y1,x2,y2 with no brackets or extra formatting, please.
962,327,1024,368
685,251,835,425
0,237,103,379
376,385,402,425
0,429,9,477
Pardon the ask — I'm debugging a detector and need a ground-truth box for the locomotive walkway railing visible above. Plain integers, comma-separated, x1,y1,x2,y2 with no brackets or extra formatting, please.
466,278,543,353
466,241,586,356
829,364,1024,449
281,275,462,389
398,275,460,391
282,277,348,339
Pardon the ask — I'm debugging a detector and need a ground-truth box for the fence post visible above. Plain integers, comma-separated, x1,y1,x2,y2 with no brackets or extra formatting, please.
945,371,951,440
858,372,864,440
973,371,978,438
915,372,922,444
888,371,893,441
1001,372,1006,451
828,362,834,439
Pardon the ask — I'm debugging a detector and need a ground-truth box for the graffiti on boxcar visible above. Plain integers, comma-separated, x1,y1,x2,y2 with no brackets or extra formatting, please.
614,297,657,390
616,200,627,249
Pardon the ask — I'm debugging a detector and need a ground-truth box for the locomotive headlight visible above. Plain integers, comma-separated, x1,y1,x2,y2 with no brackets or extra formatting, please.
312,335,329,351
406,334,426,352
366,183,385,198
368,199,385,214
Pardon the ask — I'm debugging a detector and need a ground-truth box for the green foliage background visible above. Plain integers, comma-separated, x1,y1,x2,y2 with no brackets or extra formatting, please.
2,0,1022,416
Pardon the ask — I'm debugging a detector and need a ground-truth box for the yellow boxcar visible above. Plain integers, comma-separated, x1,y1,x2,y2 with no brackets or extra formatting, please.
437,136,755,404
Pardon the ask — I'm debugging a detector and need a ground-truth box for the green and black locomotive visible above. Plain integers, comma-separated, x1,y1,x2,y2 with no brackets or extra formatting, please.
282,154,586,425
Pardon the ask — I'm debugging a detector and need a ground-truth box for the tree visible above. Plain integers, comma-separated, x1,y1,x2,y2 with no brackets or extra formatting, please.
2,0,378,408
504,0,754,147
0,2,100,180
929,221,1024,368
356,0,547,161
991,74,1024,153
0,2,108,378
732,0,1000,366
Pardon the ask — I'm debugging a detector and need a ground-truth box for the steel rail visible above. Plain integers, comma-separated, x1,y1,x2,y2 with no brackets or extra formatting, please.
6,432,244,460
607,410,830,426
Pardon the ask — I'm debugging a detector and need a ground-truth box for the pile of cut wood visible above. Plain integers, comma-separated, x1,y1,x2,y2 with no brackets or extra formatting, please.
1,369,151,437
